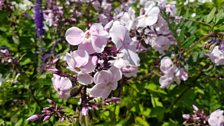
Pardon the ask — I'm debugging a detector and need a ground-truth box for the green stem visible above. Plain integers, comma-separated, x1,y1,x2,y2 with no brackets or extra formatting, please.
37,36,43,73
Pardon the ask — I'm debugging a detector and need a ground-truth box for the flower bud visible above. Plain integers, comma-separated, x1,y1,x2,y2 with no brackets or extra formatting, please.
27,114,40,121
43,115,51,121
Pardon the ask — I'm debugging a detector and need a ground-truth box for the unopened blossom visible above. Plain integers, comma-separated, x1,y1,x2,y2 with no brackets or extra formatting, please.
165,3,176,17
27,114,41,121
208,109,224,126
207,46,224,65
136,1,160,28
52,74,72,99
89,66,122,100
65,23,109,54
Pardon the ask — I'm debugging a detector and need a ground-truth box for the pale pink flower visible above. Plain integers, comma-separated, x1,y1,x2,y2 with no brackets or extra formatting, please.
117,7,136,30
160,56,177,74
65,50,97,74
207,46,224,65
65,23,109,54
52,74,72,99
159,74,174,88
208,109,224,126
109,21,131,49
77,73,93,85
136,1,160,28
150,36,174,53
110,51,139,77
65,49,89,72
89,66,122,100
109,21,139,66
159,57,188,88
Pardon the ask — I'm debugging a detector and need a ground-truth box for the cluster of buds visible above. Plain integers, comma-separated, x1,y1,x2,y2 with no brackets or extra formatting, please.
0,0,4,10
182,105,208,126
81,97,120,116
183,105,224,126
0,48,14,64
159,56,188,88
27,99,75,122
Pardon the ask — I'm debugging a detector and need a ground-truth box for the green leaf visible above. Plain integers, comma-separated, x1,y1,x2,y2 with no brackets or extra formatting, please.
182,36,196,48
206,7,216,23
215,9,224,24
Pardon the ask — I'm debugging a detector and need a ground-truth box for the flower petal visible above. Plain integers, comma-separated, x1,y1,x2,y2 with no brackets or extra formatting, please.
65,27,84,45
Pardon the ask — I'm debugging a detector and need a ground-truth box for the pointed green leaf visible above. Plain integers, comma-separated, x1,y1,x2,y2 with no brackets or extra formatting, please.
206,7,216,23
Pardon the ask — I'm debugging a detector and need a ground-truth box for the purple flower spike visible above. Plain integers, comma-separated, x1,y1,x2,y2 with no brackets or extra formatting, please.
34,0,44,36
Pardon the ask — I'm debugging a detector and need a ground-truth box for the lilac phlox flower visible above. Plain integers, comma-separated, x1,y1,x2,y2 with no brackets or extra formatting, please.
110,51,139,77
159,57,188,88
52,74,72,99
109,21,131,49
207,46,224,66
150,16,177,53
88,66,122,100
208,109,224,126
116,7,136,30
65,49,97,85
65,23,109,54
109,21,138,52
136,1,160,28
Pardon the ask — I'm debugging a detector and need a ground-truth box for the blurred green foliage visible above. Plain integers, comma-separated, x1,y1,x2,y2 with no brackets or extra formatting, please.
0,0,224,125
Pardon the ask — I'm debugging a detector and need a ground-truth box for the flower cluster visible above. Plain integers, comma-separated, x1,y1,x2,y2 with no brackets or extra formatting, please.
0,48,13,63
182,105,208,126
27,99,75,122
205,38,224,66
50,19,140,101
208,109,224,126
183,105,224,126
159,56,188,88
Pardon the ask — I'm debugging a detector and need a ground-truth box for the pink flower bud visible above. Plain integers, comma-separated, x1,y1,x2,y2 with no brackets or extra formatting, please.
43,115,51,121
27,114,40,121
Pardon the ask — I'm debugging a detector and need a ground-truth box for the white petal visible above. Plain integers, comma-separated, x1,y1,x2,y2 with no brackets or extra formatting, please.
77,73,93,85
65,27,84,45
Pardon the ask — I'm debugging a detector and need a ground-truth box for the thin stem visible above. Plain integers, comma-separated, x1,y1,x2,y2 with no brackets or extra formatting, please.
37,36,43,73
